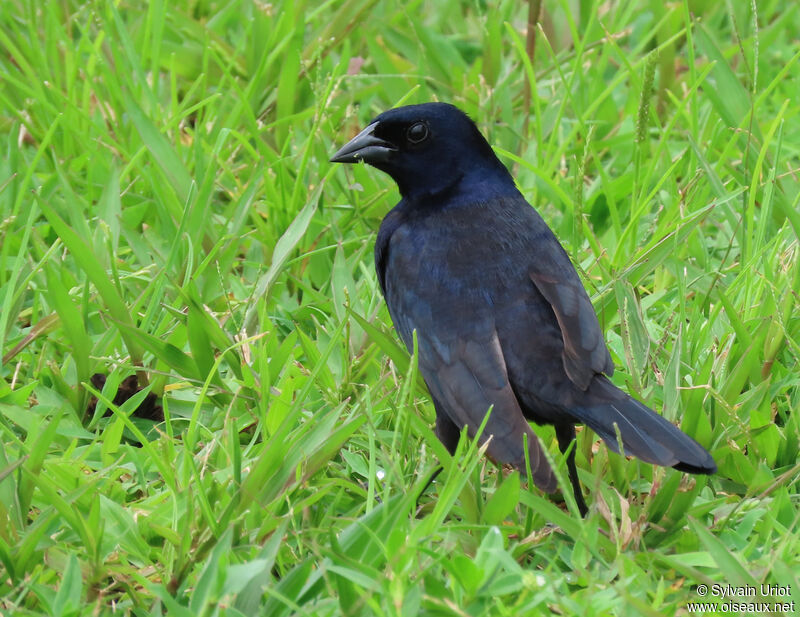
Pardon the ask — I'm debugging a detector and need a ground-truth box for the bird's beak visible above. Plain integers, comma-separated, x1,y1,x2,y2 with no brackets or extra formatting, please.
330,122,396,164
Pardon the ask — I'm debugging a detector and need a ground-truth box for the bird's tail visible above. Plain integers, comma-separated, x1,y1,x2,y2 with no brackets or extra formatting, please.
570,377,716,474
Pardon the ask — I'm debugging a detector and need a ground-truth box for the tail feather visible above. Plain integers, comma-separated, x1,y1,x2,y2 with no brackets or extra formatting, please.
572,378,716,474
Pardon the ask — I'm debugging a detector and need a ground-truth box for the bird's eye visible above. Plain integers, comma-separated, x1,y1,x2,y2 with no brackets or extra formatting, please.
406,122,429,144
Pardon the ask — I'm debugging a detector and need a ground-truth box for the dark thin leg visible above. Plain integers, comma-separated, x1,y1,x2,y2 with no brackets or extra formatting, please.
555,423,588,517
434,405,460,455
415,406,458,509
415,465,444,509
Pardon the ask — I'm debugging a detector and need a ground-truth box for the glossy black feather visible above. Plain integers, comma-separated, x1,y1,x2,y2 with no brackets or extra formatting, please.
332,102,716,510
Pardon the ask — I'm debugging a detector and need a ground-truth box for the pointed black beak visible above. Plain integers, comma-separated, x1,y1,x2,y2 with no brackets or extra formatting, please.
330,122,396,164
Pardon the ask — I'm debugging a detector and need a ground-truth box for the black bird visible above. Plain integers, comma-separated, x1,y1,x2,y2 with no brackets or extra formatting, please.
331,103,716,515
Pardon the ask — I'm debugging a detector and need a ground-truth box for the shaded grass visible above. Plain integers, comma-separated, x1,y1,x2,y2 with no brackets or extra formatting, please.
1,0,798,614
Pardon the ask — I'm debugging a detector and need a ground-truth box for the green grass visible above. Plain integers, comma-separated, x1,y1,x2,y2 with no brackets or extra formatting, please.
1,0,799,614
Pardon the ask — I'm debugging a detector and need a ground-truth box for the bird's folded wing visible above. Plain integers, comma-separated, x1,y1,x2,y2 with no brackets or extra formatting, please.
529,270,614,390
419,328,557,493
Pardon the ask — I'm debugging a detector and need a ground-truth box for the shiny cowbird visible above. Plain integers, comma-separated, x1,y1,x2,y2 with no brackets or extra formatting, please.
331,103,716,515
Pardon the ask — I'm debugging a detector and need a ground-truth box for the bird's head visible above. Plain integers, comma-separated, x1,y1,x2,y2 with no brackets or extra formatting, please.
331,103,513,200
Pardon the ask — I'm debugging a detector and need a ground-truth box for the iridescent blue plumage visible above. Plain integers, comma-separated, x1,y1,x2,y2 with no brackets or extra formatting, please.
332,102,716,515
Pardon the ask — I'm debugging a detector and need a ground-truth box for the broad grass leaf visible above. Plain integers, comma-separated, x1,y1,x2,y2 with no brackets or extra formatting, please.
483,471,520,525
689,517,758,587
244,185,321,333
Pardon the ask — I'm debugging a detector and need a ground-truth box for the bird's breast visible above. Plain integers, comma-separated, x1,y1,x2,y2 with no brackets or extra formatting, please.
383,205,535,313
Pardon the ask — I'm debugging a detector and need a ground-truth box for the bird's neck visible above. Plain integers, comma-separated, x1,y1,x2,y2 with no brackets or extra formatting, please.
399,161,518,204
457,166,519,197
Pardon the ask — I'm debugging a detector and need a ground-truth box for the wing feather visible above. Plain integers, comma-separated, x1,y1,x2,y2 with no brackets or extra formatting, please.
420,329,557,493
529,270,613,390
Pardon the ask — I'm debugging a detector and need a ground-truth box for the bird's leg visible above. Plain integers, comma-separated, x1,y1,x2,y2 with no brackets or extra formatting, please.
415,465,444,510
434,405,460,455
413,406,458,510
555,423,589,517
